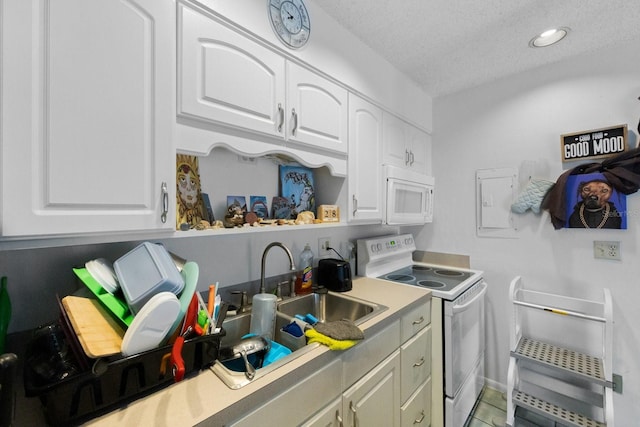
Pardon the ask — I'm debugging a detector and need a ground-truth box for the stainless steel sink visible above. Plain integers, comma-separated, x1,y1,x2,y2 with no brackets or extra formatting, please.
212,291,387,389
212,311,319,389
276,291,387,325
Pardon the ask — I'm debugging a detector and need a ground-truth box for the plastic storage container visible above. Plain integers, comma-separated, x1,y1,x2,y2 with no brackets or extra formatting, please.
114,242,184,315
296,244,314,295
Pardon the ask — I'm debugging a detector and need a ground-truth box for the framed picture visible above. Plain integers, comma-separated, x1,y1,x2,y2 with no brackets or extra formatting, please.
565,172,626,229
271,196,291,219
279,165,315,218
250,196,269,219
176,154,206,229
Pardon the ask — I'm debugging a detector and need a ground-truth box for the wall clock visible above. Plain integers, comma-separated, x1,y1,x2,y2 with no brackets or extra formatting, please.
268,0,310,49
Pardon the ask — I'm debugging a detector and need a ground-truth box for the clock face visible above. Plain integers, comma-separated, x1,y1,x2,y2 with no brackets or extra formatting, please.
268,0,310,49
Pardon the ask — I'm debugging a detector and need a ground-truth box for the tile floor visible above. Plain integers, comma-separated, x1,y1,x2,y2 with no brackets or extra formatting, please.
465,386,508,427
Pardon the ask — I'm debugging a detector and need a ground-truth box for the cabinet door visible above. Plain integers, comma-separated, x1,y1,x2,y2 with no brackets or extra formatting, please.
229,358,342,427
347,95,383,223
1,0,174,236
383,112,409,168
400,326,432,403
300,397,342,427
401,379,432,427
178,3,286,138
407,125,430,175
343,350,401,427
287,63,348,154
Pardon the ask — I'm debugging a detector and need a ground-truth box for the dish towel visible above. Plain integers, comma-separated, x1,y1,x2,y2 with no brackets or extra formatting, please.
305,319,364,351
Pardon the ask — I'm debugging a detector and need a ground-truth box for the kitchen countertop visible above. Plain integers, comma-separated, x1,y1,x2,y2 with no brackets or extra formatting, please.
79,277,430,426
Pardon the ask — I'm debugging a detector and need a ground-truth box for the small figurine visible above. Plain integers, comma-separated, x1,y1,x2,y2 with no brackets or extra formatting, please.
223,203,245,228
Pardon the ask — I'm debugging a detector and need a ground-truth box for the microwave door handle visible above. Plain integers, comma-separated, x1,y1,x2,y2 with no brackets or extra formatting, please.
452,282,487,314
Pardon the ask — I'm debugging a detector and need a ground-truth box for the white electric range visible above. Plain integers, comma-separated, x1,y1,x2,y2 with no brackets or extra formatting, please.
357,234,487,427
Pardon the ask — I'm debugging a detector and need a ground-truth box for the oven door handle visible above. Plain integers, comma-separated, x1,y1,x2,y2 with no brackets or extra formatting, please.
452,282,487,314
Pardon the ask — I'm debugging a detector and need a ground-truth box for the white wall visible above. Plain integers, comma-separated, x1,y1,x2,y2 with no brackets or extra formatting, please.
416,39,640,421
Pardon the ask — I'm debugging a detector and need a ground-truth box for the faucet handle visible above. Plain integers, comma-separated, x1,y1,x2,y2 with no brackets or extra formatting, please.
231,290,249,313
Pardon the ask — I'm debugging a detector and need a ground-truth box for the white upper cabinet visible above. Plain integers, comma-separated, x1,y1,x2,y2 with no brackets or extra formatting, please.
348,94,383,223
178,4,286,140
286,63,348,154
178,4,348,157
1,0,175,237
383,112,429,174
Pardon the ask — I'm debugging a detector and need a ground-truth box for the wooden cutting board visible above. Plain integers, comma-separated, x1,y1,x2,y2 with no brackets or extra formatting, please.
62,295,125,358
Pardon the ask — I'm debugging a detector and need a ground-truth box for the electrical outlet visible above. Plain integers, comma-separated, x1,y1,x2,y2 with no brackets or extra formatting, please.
318,237,332,258
594,241,621,260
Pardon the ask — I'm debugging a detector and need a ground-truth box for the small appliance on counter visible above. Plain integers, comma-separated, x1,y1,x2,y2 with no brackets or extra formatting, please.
317,258,352,292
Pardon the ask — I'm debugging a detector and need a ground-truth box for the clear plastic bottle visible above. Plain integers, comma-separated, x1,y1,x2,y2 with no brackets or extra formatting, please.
296,244,314,295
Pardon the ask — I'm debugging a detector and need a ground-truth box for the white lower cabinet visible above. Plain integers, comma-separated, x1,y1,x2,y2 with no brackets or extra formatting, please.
300,397,343,427
401,379,432,427
228,358,342,427
400,326,431,404
230,298,431,427
343,350,401,427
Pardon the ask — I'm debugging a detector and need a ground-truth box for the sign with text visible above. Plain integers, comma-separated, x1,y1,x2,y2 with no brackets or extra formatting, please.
561,124,627,162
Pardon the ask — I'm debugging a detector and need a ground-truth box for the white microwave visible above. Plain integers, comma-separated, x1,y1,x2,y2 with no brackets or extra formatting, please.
384,165,434,225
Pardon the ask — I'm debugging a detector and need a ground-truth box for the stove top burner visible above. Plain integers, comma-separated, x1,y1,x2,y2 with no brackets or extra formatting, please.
435,269,464,277
385,274,415,282
417,280,446,288
377,263,478,299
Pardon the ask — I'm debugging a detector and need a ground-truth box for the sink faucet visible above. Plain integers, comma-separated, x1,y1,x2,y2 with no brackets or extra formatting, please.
260,242,297,295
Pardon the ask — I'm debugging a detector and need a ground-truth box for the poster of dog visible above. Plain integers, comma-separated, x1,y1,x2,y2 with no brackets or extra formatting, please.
565,172,626,229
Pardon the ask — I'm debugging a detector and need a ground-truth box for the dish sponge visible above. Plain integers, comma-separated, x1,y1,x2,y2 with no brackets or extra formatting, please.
314,319,364,341
304,319,364,351
305,329,359,351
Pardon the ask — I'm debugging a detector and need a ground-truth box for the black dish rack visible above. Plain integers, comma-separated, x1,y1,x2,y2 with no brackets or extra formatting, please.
23,296,224,427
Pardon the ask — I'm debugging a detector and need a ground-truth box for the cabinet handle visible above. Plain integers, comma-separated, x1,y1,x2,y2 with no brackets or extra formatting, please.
277,103,284,133
336,409,343,427
349,401,357,426
410,150,415,165
413,356,425,367
291,108,298,136
413,410,425,424
412,316,425,325
405,149,410,165
160,182,168,224
352,194,358,216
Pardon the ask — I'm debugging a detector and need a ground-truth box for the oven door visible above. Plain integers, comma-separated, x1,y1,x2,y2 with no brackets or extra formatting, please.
444,280,487,398
385,176,434,225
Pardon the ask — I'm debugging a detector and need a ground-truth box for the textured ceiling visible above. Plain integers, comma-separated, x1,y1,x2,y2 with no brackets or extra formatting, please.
314,0,640,98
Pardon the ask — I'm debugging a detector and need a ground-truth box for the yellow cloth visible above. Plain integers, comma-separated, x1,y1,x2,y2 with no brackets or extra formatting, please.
305,329,359,350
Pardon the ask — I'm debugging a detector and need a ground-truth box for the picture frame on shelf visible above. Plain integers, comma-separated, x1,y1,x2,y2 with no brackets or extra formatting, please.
279,165,315,218
250,196,269,219
271,196,291,219
176,154,206,229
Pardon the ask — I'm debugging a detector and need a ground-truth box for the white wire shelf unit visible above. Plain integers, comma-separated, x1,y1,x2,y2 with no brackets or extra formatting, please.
506,276,614,427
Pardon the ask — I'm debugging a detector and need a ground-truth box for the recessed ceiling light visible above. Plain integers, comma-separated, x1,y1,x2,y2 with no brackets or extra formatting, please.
529,27,570,48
